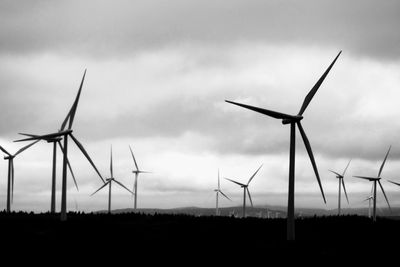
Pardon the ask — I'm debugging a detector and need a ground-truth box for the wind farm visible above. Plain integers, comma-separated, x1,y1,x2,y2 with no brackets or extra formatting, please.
2,55,400,261
2,1,400,261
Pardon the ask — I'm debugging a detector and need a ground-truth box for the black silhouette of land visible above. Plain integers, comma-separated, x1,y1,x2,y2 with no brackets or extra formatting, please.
1,209,399,263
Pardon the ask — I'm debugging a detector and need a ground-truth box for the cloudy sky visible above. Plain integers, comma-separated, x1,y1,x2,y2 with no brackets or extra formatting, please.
1,0,400,212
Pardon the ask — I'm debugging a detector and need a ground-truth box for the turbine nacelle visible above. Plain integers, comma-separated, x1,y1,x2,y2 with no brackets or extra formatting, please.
4,155,15,160
46,137,63,143
281,115,303,125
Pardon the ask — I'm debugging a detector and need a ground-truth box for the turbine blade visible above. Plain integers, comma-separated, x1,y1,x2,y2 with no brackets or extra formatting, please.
113,179,134,195
129,145,139,171
342,159,352,177
224,178,246,187
329,170,342,177
90,182,109,196
247,164,263,185
14,140,40,156
110,146,113,178
353,176,378,181
60,109,72,132
342,179,349,204
388,180,400,187
18,133,38,138
378,180,391,212
219,190,231,201
15,131,67,142
298,51,342,115
218,169,220,190
225,100,293,120
247,188,254,207
69,133,105,183
363,196,372,202
0,145,11,156
68,69,86,130
378,146,391,178
57,141,79,191
297,122,326,203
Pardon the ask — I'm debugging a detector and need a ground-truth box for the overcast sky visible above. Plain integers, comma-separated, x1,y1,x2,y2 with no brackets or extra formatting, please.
1,0,400,212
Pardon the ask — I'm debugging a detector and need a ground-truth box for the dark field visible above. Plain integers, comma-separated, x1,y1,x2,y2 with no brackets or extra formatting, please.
1,212,398,263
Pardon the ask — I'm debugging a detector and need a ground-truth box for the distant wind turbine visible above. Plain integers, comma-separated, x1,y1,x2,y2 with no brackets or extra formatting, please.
364,197,373,218
129,145,150,210
225,51,341,240
329,159,351,215
353,146,392,222
91,146,133,214
225,164,262,218
0,140,39,212
15,70,104,221
214,169,231,216
362,183,374,218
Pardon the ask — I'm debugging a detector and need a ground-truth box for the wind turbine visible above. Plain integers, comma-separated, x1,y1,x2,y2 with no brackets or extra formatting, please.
15,69,104,221
129,145,150,210
214,169,231,216
353,146,392,222
329,159,351,215
225,164,262,218
362,183,374,218
363,197,373,218
18,135,79,213
0,140,39,212
225,51,341,240
91,147,133,214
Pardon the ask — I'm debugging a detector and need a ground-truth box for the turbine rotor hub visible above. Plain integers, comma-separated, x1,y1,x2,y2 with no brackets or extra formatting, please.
281,115,303,125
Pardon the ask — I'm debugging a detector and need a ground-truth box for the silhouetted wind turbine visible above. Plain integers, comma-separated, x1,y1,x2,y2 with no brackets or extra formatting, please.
353,146,392,222
91,147,133,214
18,134,79,213
0,140,39,212
214,169,231,216
225,164,262,218
362,183,374,218
329,159,351,215
129,145,150,210
225,51,341,240
364,196,373,218
15,70,104,221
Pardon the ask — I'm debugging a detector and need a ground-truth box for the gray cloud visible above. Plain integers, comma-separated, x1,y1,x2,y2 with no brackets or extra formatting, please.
1,0,400,60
